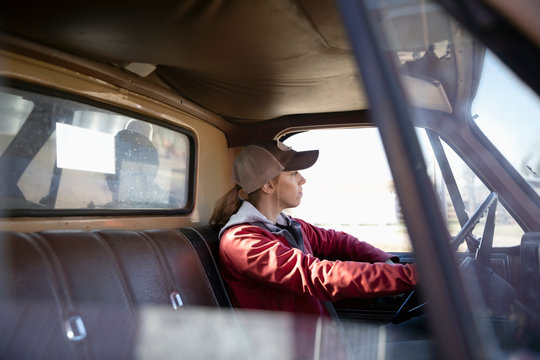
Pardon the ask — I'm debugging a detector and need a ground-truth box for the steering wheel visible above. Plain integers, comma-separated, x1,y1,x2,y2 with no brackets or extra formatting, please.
452,192,498,266
391,192,498,324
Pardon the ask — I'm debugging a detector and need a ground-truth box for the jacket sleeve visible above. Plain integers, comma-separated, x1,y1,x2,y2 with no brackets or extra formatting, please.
296,219,397,263
220,225,417,301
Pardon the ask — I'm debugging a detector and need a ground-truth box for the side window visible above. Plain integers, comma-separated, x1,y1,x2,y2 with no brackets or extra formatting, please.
284,127,523,252
0,86,192,212
284,128,412,252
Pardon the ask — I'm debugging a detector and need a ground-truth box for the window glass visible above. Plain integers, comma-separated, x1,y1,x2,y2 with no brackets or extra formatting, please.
0,86,191,212
284,127,523,252
359,0,539,356
0,92,32,153
472,51,540,195
284,128,412,252
417,130,523,249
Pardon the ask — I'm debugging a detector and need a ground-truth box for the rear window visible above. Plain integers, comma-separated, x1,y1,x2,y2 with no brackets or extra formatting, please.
0,85,193,214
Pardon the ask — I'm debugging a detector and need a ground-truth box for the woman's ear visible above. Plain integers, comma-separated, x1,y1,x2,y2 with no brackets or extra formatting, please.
260,181,275,194
261,173,280,194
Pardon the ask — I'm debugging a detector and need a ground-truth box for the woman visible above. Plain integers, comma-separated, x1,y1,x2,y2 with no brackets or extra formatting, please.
211,140,417,316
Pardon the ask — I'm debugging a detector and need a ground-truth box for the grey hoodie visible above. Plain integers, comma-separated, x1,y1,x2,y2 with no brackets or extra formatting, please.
220,201,305,251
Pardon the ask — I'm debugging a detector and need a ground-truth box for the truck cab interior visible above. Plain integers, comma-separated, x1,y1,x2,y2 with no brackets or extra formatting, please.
1,0,539,359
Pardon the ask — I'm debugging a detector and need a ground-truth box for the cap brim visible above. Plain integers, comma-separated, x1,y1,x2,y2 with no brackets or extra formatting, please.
283,150,319,171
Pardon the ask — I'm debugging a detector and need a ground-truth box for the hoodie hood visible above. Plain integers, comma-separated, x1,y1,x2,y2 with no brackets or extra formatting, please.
220,201,304,251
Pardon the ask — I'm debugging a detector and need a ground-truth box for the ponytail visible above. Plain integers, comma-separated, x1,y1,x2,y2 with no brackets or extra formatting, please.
210,185,244,227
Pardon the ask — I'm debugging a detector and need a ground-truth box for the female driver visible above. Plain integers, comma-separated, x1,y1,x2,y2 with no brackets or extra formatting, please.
211,140,417,316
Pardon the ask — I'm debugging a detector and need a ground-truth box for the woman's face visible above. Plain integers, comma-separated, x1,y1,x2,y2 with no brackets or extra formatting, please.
272,171,306,210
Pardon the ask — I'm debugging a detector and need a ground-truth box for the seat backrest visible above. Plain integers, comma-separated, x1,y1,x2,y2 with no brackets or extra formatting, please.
178,225,232,307
0,228,230,359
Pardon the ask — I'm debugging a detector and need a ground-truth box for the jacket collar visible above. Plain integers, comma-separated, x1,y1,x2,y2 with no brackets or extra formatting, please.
220,201,304,250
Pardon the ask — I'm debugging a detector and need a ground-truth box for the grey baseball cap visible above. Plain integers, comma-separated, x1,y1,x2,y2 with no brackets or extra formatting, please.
232,140,319,194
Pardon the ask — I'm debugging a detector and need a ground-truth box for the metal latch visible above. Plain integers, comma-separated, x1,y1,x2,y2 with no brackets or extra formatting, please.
170,291,184,310
64,315,87,341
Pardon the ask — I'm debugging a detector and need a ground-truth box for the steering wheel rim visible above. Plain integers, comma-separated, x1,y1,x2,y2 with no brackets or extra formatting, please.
392,289,424,324
392,192,498,324
451,192,498,256
473,193,497,266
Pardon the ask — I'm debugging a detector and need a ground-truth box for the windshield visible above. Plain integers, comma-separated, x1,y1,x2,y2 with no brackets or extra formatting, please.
472,50,540,194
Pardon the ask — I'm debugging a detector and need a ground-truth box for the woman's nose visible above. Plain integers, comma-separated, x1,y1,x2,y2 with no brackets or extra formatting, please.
298,173,306,185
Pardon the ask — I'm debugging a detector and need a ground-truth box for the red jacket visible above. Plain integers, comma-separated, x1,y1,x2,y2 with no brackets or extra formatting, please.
219,217,417,316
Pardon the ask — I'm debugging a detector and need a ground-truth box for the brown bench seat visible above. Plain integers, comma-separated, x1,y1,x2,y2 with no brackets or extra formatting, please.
0,227,230,359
